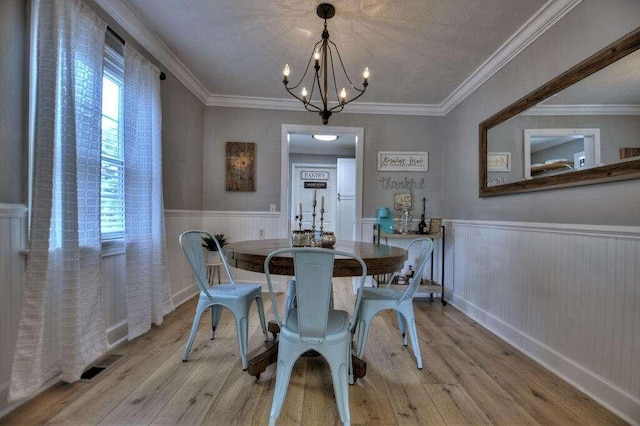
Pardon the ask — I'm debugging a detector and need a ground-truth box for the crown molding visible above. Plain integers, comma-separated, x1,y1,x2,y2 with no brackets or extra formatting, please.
100,0,581,116
439,0,583,115
206,94,444,116
523,104,640,115
93,0,210,103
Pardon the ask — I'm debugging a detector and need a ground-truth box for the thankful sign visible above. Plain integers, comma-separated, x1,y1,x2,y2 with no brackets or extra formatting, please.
377,151,428,171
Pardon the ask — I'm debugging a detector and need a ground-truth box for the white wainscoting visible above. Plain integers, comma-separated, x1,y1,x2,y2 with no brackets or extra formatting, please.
0,204,27,416
102,253,127,346
448,220,640,424
165,209,289,296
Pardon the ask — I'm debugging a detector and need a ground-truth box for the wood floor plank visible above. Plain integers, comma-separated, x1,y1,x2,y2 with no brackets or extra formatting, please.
424,383,492,425
441,309,626,425
0,282,625,426
365,312,445,425
458,369,540,425
151,310,250,425
45,301,198,425
441,326,587,424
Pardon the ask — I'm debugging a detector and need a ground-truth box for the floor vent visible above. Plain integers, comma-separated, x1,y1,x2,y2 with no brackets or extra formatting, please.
80,354,125,382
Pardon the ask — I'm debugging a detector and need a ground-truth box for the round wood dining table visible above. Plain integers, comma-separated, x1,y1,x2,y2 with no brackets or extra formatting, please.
222,238,408,277
221,238,408,380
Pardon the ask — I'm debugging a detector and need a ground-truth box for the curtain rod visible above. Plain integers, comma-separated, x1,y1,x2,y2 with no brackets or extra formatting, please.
107,26,166,81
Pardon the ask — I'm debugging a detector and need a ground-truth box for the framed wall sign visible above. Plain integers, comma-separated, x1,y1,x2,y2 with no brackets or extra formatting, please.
377,151,428,172
487,152,512,172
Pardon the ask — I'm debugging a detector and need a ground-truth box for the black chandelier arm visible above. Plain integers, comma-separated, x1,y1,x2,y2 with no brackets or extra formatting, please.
327,87,367,112
283,84,323,112
327,46,342,103
329,39,367,91
286,41,324,90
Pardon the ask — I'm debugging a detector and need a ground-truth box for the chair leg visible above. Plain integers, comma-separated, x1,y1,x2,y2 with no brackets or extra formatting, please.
329,357,351,425
356,313,373,358
183,301,209,361
210,305,223,340
256,295,269,342
401,308,423,370
269,357,295,426
235,313,249,370
396,311,408,346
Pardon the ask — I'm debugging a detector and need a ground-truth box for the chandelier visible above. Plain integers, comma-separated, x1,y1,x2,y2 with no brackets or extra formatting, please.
282,3,369,125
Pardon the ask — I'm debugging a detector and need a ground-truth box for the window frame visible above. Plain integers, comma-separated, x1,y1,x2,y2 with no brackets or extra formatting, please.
101,45,125,255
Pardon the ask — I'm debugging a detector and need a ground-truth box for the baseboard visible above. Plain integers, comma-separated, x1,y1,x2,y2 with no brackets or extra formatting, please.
451,294,640,425
106,320,128,348
172,285,199,308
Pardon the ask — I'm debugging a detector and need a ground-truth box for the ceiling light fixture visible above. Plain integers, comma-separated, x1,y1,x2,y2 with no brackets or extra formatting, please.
282,3,369,125
313,134,339,141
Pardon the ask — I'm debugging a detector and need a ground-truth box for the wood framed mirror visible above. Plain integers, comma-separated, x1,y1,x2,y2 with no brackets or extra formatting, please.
479,26,640,197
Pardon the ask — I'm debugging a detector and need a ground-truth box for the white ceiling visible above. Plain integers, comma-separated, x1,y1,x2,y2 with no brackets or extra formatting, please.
101,0,585,113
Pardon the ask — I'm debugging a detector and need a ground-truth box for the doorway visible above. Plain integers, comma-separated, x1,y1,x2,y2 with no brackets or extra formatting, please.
280,124,364,241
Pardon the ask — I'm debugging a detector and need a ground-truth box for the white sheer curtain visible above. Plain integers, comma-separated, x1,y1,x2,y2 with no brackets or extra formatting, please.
9,0,108,401
123,46,174,340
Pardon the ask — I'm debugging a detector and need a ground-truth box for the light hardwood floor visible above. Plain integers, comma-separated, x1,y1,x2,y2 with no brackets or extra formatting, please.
1,279,624,425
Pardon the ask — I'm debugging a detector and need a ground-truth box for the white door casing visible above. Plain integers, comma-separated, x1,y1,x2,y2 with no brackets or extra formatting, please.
280,124,364,240
336,158,356,241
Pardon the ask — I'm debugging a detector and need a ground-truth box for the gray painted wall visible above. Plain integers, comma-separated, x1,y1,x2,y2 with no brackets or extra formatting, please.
160,73,204,210
444,0,640,225
0,0,205,209
203,107,445,218
0,0,26,204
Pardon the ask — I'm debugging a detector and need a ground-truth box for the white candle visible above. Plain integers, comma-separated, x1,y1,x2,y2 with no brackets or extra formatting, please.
321,196,324,211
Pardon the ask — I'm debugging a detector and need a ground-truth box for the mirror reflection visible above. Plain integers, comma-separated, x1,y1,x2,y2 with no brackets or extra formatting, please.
524,128,601,179
485,40,640,188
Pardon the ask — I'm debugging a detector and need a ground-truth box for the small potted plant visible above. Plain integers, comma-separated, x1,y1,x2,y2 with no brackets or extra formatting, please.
201,233,227,264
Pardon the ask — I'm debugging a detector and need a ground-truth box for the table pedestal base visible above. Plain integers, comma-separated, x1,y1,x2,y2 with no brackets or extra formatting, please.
246,321,367,381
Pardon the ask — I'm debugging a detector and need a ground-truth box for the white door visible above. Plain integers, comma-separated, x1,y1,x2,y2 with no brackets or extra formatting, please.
291,164,336,232
336,158,356,241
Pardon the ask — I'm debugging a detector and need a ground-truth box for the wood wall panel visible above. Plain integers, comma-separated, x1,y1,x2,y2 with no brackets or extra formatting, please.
448,220,640,422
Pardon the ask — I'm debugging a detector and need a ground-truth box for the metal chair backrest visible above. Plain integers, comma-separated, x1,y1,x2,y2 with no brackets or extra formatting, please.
179,230,236,300
264,247,367,338
398,238,434,304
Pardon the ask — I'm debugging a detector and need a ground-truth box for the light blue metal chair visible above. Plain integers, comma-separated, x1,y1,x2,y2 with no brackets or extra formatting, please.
179,230,268,370
265,248,367,426
355,238,434,369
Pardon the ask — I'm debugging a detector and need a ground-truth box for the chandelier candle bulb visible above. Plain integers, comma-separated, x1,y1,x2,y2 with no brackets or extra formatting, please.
363,67,369,85
340,88,346,104
283,64,289,83
302,87,307,103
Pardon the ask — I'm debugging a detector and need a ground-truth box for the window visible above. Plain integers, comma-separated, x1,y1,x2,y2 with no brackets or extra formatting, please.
101,46,125,240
